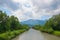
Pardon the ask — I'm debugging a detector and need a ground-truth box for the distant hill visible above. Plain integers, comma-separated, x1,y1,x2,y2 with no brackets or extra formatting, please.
21,19,46,27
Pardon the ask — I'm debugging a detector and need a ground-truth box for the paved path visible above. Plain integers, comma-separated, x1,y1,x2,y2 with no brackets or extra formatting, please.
12,29,60,40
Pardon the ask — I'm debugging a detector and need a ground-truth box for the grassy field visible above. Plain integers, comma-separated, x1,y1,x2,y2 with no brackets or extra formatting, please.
0,29,29,40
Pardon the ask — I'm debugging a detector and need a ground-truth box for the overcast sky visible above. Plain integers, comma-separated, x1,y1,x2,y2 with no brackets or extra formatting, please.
0,0,60,21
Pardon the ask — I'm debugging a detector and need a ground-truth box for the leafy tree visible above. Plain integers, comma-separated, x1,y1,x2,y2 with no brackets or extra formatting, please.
45,14,60,31
0,11,9,33
33,25,41,30
21,24,29,29
0,10,29,34
9,16,20,30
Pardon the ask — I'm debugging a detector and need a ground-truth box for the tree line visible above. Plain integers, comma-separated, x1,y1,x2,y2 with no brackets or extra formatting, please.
0,10,29,40
0,10,29,33
33,14,60,36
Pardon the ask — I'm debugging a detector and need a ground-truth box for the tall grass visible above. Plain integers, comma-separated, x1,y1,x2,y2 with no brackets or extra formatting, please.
53,31,60,36
0,29,28,40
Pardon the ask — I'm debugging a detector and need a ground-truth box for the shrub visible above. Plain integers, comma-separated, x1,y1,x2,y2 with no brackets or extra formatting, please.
47,28,54,34
53,31,60,36
0,29,27,40
0,33,9,40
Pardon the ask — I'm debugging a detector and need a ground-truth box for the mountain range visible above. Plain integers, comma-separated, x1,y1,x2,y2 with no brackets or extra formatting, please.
21,19,46,27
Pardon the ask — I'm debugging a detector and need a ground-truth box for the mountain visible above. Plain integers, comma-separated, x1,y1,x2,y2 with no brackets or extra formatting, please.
21,19,46,27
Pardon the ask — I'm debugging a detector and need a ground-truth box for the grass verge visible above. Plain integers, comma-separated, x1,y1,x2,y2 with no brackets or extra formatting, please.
0,29,28,40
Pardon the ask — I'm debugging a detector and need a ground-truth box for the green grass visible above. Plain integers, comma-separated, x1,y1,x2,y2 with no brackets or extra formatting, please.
0,29,27,40
53,31,60,36
33,27,60,36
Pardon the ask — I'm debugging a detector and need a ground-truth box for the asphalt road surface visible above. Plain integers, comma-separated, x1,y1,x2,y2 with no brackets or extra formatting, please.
12,29,60,40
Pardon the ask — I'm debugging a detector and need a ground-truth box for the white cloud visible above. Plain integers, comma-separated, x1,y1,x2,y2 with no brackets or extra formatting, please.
3,0,60,21
31,0,60,17
12,10,32,21
11,0,34,21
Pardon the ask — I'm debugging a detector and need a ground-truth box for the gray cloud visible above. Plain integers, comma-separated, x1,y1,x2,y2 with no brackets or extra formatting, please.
0,0,60,21
0,0,19,11
24,11,33,17
30,0,60,18
31,0,60,11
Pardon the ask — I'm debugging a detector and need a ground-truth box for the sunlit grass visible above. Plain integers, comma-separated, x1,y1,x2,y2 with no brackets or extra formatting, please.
53,31,60,36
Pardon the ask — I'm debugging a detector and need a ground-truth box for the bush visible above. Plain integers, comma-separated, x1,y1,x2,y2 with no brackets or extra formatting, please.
0,33,9,40
8,32,15,39
0,29,27,40
53,31,60,36
47,28,54,34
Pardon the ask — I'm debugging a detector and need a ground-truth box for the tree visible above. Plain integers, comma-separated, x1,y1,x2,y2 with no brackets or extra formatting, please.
9,16,20,30
0,11,9,33
0,10,29,33
45,14,60,31
33,25,41,30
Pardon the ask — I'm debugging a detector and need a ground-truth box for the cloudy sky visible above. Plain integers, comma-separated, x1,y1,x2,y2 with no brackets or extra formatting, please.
0,0,60,22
